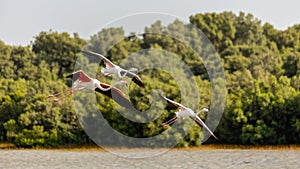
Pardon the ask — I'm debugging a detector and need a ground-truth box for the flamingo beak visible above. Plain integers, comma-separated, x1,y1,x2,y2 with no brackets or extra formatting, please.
123,81,128,87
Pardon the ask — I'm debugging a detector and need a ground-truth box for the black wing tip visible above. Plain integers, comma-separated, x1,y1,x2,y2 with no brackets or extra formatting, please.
65,72,77,79
65,74,72,79
131,76,145,88
137,82,145,88
136,79,145,88
127,73,145,88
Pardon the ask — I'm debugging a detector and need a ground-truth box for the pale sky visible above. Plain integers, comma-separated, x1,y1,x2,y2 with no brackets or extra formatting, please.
0,0,299,46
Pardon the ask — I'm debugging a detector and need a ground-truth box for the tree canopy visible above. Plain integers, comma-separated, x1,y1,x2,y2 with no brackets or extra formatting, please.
0,11,299,147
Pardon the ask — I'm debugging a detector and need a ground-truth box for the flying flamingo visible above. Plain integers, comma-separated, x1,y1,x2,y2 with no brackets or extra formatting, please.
159,94,219,140
47,70,136,110
81,50,145,88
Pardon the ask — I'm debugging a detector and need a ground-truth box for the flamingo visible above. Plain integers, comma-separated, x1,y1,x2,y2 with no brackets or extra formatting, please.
159,94,219,140
47,70,136,110
81,50,145,88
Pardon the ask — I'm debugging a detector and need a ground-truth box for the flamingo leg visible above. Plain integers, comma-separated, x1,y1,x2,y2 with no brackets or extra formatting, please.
162,117,178,127
52,87,86,102
47,87,73,98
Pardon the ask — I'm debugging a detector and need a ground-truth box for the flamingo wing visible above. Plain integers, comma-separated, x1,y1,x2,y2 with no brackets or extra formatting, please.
158,94,187,110
192,116,219,140
81,50,116,68
65,70,91,82
124,71,145,88
95,83,137,111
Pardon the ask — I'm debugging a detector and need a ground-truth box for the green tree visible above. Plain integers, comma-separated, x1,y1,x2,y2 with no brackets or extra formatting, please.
32,31,85,77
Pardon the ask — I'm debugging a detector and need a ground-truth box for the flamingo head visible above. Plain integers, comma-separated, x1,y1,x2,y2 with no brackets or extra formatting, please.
196,108,209,115
119,80,128,87
128,67,138,73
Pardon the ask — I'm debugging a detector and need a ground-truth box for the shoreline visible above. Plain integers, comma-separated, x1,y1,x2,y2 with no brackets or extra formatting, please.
1,143,300,151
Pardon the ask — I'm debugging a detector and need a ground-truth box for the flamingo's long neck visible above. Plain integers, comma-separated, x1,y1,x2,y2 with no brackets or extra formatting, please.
196,108,208,115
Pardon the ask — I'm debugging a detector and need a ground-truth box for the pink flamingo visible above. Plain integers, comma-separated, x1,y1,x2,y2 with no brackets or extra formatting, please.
81,50,145,88
159,94,219,140
47,70,136,110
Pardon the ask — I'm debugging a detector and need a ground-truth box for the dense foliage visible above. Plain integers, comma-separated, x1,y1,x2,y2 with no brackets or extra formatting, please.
0,12,299,147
